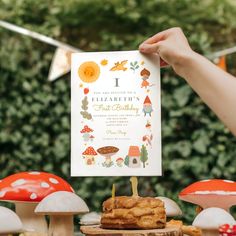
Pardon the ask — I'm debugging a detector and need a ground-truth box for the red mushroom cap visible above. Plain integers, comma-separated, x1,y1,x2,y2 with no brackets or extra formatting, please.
116,158,123,162
89,135,95,138
80,125,93,133
179,179,236,210
0,172,74,203
82,146,97,156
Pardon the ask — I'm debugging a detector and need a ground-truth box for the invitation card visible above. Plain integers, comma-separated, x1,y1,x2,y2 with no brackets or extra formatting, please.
71,50,161,176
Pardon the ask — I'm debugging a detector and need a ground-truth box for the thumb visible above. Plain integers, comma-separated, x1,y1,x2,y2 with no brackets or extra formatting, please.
139,43,169,67
139,42,160,54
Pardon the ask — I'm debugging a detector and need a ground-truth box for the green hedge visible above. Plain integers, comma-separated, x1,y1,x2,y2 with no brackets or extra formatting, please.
1,0,236,224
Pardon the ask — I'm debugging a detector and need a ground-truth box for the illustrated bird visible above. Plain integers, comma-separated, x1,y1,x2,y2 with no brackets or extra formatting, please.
110,60,128,71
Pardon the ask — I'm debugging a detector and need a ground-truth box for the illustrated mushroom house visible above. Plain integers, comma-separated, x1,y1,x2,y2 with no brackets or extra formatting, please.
0,171,74,234
127,146,141,168
179,179,236,211
80,125,93,142
82,146,98,165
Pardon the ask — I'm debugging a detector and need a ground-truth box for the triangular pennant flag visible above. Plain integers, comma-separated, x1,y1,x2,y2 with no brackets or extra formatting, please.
214,56,227,71
48,48,74,81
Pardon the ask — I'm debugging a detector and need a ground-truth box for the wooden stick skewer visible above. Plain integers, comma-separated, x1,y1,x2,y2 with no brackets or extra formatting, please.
130,176,139,197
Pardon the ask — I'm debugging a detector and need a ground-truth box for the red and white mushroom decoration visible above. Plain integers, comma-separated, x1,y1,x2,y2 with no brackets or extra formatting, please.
82,147,97,165
80,125,93,141
179,179,236,211
0,171,74,234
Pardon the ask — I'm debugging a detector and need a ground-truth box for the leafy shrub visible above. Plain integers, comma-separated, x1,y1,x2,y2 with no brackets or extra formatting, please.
1,0,236,224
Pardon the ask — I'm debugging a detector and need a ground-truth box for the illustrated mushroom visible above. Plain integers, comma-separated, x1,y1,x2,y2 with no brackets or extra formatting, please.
179,179,236,211
97,146,119,165
192,207,235,236
82,146,97,165
0,171,74,234
0,206,23,235
116,157,124,167
89,135,95,142
80,125,93,141
35,191,89,236
156,196,182,218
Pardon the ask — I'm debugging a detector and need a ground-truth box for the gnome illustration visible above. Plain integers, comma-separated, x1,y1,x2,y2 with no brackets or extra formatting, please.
143,96,153,116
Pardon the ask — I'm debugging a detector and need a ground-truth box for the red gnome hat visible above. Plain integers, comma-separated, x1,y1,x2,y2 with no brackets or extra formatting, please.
143,96,152,104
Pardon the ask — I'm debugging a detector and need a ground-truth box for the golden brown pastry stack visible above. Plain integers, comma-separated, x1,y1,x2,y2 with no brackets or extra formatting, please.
101,196,166,229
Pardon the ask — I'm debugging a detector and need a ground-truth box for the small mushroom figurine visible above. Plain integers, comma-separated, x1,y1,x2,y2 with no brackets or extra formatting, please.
35,191,89,236
80,125,93,141
179,179,236,211
0,206,23,235
192,207,235,236
156,196,182,218
80,212,101,225
82,146,98,165
0,171,74,234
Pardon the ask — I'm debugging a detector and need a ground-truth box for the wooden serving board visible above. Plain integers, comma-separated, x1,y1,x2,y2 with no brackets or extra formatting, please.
80,225,182,236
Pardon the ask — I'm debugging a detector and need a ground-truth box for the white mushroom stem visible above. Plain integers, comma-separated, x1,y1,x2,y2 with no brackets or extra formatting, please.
105,156,112,162
15,202,48,234
49,215,73,236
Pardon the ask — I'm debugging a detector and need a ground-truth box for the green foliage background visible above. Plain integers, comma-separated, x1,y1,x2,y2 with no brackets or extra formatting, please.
1,0,236,224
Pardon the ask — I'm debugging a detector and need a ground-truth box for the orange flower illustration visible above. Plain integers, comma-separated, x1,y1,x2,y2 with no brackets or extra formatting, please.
78,61,100,83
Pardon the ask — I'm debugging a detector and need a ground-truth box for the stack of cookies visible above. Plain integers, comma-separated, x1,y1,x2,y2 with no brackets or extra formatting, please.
101,196,166,229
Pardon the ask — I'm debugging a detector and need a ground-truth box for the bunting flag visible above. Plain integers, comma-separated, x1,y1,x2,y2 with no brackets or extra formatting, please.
0,20,81,81
48,48,74,81
213,56,227,71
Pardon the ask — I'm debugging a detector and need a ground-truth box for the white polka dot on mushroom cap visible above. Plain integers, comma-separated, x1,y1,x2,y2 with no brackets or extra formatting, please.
30,193,37,200
223,180,234,183
49,178,59,184
40,182,50,188
11,179,26,187
29,171,41,175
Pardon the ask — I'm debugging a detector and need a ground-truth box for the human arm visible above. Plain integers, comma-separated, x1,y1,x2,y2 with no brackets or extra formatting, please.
139,28,236,136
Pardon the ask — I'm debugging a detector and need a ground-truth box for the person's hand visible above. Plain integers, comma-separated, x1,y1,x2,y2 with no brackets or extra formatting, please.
139,27,195,75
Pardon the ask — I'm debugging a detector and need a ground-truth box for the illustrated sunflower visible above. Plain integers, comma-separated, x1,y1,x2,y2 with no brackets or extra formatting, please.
78,61,100,83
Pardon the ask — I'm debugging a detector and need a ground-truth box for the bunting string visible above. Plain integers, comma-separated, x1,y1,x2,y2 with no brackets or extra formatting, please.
0,20,235,80
0,20,81,52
